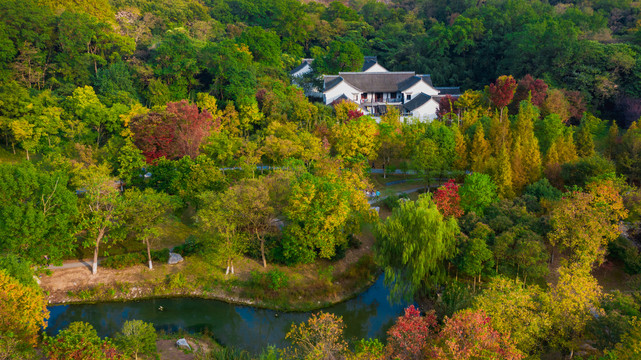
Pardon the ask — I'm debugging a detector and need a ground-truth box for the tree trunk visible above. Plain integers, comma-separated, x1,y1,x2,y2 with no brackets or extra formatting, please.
259,232,267,268
146,238,153,270
225,258,231,275
231,259,234,274
92,228,105,275
25,148,29,161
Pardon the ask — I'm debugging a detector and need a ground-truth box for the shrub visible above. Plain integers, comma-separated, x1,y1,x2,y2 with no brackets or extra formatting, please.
173,235,204,256
102,253,145,269
266,269,289,291
43,322,123,360
249,269,289,291
150,248,170,263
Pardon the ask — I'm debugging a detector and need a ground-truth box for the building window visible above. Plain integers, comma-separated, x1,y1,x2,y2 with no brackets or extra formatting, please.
407,94,412,101
361,93,367,100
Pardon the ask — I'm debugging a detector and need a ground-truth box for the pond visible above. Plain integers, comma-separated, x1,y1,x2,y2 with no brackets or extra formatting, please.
46,275,408,353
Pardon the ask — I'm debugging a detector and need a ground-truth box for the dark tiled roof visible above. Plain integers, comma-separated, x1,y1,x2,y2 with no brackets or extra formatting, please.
289,59,313,75
436,87,461,95
397,76,421,91
403,93,432,112
337,72,415,93
397,74,434,91
362,56,379,71
421,74,433,87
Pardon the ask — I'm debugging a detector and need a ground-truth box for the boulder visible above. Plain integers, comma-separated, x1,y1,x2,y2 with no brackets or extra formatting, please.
176,338,191,350
168,252,184,265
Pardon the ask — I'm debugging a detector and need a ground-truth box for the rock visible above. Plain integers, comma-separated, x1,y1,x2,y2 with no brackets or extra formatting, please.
176,338,191,350
168,252,184,265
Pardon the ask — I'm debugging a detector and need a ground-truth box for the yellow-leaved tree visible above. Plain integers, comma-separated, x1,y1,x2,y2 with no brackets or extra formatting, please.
0,270,49,355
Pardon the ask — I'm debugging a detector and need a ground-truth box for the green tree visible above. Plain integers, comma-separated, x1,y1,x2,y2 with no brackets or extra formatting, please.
375,194,459,301
0,162,78,267
197,189,248,275
115,320,157,360
77,165,126,275
283,171,372,264
122,188,177,270
459,173,497,215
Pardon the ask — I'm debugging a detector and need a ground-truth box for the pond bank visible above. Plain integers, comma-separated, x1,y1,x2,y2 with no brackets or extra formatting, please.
41,231,381,312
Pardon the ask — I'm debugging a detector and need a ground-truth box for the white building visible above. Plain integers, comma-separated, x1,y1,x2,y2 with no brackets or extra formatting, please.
321,57,460,120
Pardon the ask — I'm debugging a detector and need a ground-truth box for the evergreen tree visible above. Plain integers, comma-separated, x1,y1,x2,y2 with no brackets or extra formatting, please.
470,124,491,173
493,144,514,199
514,101,542,186
453,125,468,171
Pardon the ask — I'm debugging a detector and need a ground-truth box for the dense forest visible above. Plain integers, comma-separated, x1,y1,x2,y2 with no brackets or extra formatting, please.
2,0,641,359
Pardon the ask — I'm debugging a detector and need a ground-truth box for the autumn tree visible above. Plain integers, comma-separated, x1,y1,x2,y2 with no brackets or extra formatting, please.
43,322,124,360
0,270,48,354
548,264,604,352
488,75,517,118
433,179,463,218
474,277,551,354
375,194,459,300
283,171,372,264
491,144,514,199
437,95,457,120
512,100,542,191
549,180,628,268
469,124,491,173
514,74,548,107
332,116,379,161
283,312,348,360
431,309,523,359
386,305,437,360
129,100,217,162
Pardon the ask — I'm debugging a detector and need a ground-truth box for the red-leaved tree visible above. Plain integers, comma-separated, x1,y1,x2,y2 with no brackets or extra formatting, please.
433,179,463,218
437,95,457,120
430,309,523,360
515,74,548,107
386,305,438,360
488,75,517,118
130,100,219,162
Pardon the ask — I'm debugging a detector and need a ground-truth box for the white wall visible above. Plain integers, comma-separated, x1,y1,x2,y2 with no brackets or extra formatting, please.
324,81,361,104
402,80,439,101
411,99,440,120
363,63,388,73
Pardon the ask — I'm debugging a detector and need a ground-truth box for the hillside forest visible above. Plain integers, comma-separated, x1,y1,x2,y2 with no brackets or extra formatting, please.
2,0,641,359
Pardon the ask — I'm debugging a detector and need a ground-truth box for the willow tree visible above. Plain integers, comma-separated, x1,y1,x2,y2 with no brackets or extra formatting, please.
374,194,459,301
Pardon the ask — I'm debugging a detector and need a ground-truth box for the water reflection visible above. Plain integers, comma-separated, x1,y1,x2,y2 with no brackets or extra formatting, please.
46,275,407,353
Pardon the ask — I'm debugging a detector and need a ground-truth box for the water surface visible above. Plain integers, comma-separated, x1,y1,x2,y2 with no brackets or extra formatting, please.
46,276,407,352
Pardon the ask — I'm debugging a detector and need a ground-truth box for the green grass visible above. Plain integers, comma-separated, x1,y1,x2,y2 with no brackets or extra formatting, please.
0,147,26,164
70,212,198,260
